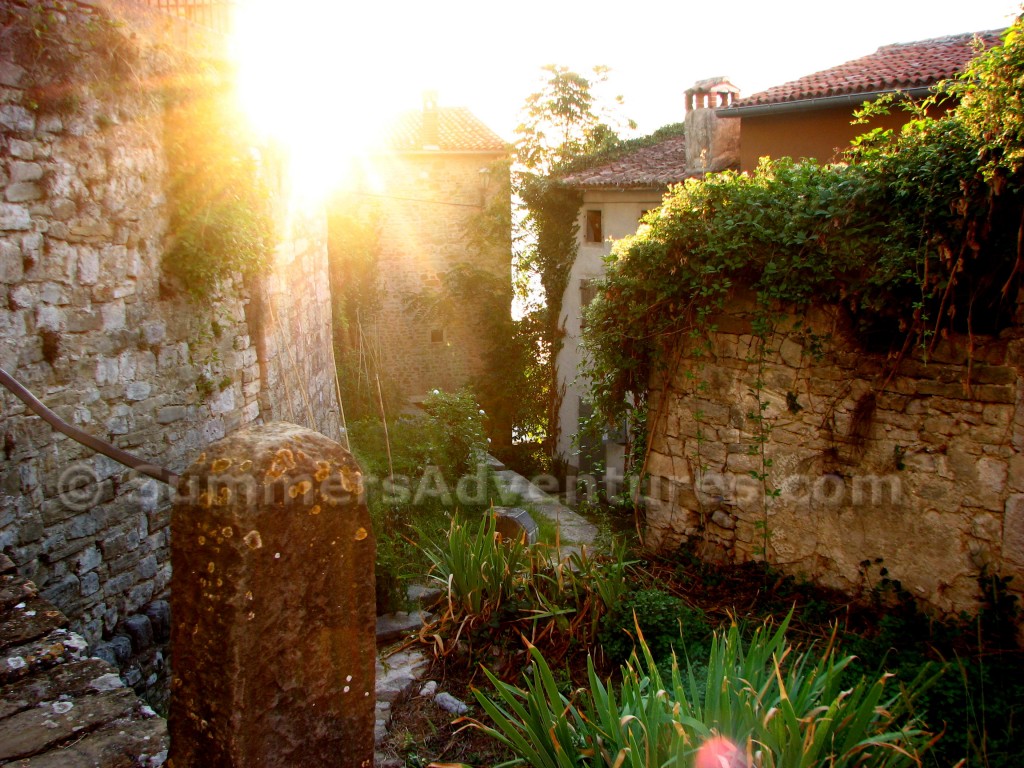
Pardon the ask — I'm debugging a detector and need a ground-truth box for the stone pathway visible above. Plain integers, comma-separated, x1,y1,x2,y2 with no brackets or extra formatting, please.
0,554,168,767
488,454,598,547
373,589,437,767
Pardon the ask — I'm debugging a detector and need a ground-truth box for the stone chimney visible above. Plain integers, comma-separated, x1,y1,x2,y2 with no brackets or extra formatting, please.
422,90,440,150
684,77,740,172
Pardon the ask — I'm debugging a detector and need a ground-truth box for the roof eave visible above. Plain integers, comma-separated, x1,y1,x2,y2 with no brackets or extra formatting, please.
375,147,508,156
566,183,669,191
717,86,935,118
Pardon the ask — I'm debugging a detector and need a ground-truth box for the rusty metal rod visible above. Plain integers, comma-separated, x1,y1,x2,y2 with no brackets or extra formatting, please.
0,367,178,486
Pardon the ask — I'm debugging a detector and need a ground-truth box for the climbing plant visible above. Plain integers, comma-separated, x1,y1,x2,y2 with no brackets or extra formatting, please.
3,0,135,116
514,65,634,457
581,18,1024,440
162,60,275,298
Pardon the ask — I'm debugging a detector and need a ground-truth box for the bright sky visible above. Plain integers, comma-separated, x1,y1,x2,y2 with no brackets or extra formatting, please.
233,0,1020,193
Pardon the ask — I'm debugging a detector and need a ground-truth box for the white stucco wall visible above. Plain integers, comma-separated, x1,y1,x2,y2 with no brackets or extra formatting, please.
555,188,667,477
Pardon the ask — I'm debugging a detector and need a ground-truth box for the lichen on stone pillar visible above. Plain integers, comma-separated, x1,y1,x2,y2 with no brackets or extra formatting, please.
169,421,375,768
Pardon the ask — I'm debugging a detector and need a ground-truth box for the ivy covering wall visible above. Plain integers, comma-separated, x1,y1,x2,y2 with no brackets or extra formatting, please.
582,20,1024,437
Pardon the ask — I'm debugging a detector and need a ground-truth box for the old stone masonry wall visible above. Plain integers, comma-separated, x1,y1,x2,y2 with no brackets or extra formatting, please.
644,300,1024,618
0,0,340,645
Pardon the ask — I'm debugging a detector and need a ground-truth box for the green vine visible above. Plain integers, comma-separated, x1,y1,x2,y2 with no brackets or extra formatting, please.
745,319,780,563
581,18,1024,437
162,60,275,298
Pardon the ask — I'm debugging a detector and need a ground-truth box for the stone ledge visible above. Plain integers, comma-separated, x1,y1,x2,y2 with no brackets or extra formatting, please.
0,559,167,766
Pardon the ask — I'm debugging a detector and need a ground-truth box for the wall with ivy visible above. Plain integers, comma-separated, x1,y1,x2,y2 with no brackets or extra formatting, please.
644,295,1023,617
0,0,340,644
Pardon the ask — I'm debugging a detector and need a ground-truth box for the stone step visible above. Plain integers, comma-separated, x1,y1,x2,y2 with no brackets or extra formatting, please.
0,688,138,763
0,575,37,614
0,598,67,653
0,658,117,720
1,627,89,686
3,716,168,768
375,610,433,646
0,560,169,766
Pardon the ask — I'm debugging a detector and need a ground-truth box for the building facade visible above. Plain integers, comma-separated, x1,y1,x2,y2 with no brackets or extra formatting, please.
335,96,510,407
554,79,739,481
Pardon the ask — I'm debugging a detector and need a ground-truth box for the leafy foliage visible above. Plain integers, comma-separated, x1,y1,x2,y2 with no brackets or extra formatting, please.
598,588,710,664
423,513,530,621
514,65,634,176
513,66,634,457
326,197,387,419
4,0,135,115
349,388,491,612
581,21,1024,431
419,517,636,666
163,61,275,297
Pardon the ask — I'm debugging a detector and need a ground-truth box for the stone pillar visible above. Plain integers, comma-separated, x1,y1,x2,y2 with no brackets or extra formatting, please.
168,422,375,768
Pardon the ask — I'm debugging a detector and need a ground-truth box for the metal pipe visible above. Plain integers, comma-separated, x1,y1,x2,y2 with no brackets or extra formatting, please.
0,367,178,486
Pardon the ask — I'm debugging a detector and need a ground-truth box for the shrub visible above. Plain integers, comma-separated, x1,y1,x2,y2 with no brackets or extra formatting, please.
598,588,710,664
422,513,529,622
348,388,492,614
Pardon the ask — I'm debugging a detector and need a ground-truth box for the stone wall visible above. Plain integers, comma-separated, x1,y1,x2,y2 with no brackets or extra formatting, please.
0,0,340,644
643,298,1024,618
359,152,509,400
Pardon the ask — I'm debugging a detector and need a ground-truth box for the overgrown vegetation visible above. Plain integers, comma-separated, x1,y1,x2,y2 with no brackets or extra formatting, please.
347,388,499,613
162,61,275,298
581,22,1024,436
326,198,390,420
394,522,1022,768
2,0,135,116
470,612,938,768
421,518,635,670
513,66,636,463
581,27,1019,454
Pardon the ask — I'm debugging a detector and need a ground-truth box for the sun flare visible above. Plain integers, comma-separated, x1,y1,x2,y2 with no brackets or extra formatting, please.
229,1,412,201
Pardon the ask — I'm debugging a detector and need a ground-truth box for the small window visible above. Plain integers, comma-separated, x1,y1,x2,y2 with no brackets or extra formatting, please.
585,210,603,243
580,279,598,331
430,329,444,344
580,279,598,308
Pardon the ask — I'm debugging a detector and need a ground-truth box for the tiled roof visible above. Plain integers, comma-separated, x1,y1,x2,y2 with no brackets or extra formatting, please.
733,29,1005,109
385,107,506,153
559,135,695,188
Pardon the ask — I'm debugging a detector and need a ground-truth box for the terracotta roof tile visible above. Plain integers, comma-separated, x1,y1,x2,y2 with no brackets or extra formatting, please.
385,107,506,153
559,135,695,188
734,29,1005,109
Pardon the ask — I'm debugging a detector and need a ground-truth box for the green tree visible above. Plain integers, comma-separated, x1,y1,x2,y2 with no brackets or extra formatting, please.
513,65,634,460
514,65,631,175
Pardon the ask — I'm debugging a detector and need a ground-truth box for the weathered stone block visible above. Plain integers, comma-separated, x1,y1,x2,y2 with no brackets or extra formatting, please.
143,599,170,642
0,105,34,133
123,613,153,653
0,688,136,762
169,422,375,768
1005,495,1024,568
5,181,42,202
0,203,30,230
77,545,102,575
79,571,99,596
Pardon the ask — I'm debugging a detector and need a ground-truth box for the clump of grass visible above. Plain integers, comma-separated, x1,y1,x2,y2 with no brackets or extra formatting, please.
468,612,938,768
